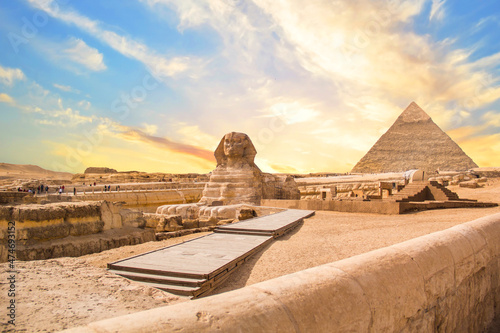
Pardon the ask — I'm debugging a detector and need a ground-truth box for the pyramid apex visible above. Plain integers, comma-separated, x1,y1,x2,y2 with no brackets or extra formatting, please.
397,101,431,123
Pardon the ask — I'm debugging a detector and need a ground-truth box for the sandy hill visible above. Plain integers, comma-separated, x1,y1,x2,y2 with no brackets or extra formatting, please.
351,102,478,173
0,163,73,181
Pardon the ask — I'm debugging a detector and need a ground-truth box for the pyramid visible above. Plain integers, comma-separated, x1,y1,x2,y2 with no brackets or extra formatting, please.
351,102,478,173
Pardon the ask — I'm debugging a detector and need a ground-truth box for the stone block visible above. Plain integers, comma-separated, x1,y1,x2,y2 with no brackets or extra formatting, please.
182,219,199,229
69,221,105,237
238,208,256,220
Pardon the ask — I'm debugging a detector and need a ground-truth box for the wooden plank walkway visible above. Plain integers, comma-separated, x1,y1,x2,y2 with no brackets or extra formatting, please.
215,209,315,237
108,209,315,298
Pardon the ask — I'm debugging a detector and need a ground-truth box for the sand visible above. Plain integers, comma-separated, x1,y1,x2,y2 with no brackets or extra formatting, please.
1,180,500,332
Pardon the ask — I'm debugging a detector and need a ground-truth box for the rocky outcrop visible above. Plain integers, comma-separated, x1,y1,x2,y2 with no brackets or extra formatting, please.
352,102,478,173
84,167,117,174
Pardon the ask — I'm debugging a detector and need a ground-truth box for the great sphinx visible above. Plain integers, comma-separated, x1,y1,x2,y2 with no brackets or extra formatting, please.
200,132,263,206
156,132,300,222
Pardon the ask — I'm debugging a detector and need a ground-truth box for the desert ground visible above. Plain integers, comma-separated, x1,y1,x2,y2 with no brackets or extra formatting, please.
1,179,500,332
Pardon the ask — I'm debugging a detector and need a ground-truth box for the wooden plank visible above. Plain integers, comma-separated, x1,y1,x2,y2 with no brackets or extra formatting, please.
111,234,273,277
108,209,315,298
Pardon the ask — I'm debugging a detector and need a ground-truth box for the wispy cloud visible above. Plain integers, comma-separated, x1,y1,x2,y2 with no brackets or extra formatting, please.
0,93,14,104
63,37,106,71
98,119,215,162
0,66,25,86
26,102,95,126
12,0,500,173
429,0,446,21
136,0,500,172
27,0,199,79
53,83,81,93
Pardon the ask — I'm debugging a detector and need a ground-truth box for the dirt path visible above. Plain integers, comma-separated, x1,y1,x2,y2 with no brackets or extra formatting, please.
1,181,499,332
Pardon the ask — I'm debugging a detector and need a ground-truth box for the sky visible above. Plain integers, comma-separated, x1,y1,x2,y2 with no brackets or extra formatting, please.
0,0,500,174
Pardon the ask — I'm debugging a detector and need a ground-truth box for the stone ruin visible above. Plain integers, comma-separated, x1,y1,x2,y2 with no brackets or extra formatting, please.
84,167,118,174
154,132,300,227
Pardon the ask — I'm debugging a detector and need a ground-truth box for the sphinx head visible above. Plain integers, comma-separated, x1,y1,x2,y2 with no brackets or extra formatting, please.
214,132,257,167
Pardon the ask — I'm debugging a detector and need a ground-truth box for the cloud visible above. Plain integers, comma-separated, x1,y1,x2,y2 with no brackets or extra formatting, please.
27,0,198,79
142,123,158,135
0,93,14,104
0,66,25,86
31,106,95,126
99,119,215,162
53,83,81,93
268,163,299,174
63,37,106,71
482,111,500,128
174,123,220,150
429,0,446,21
22,0,500,173
267,102,321,124
135,0,500,173
77,100,91,110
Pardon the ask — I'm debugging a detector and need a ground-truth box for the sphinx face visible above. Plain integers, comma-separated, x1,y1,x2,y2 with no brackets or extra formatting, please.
223,133,247,158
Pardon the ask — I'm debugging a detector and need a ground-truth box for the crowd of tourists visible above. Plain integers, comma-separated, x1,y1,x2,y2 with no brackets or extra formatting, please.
16,183,122,195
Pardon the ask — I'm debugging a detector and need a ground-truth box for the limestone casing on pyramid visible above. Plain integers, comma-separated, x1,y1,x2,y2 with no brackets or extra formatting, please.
351,102,478,173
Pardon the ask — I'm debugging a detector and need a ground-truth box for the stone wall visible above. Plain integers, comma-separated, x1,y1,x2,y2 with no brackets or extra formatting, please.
299,182,393,200
39,187,204,212
262,199,402,214
0,201,154,262
0,191,32,204
64,213,500,332
74,189,203,212
262,199,497,215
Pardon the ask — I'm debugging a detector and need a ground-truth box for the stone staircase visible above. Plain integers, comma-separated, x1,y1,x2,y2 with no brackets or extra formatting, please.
388,182,429,202
429,181,463,201
389,181,470,203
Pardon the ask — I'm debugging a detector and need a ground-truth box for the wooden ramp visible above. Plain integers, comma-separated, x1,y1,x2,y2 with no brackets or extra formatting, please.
108,209,315,298
215,209,315,237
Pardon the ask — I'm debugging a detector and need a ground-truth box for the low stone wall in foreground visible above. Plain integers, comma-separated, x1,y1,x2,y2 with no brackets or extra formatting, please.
66,213,500,332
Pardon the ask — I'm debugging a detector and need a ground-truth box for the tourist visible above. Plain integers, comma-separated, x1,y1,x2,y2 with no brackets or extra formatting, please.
62,185,65,193
108,185,111,192
73,187,76,195
58,187,62,195
45,185,48,193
